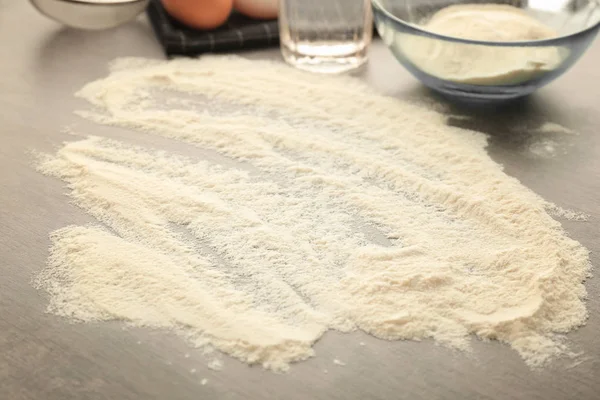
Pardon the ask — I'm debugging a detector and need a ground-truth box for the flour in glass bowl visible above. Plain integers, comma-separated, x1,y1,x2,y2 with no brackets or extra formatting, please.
33,55,591,372
398,4,566,85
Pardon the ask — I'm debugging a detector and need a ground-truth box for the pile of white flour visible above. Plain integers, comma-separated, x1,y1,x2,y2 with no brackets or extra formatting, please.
34,55,590,372
398,4,565,85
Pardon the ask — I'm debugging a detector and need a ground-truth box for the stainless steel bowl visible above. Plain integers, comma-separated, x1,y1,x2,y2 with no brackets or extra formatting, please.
30,0,149,30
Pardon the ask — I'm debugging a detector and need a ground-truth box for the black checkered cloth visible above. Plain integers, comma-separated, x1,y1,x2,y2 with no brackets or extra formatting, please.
147,0,280,57
147,0,379,57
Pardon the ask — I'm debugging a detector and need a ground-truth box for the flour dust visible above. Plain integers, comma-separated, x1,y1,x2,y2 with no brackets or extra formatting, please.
34,55,591,372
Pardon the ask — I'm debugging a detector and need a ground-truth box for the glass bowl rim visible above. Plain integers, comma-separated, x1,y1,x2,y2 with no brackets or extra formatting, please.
372,0,600,47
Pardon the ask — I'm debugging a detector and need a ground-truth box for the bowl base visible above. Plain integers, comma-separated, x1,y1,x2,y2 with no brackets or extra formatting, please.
430,84,535,104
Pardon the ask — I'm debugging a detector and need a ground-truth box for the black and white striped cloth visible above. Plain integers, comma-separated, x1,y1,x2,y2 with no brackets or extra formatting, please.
147,0,280,57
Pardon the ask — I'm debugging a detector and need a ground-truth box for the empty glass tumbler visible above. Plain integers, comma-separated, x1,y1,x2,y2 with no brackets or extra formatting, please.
279,0,373,73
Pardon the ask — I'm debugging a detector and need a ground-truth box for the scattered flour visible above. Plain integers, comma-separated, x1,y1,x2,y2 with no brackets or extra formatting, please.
33,55,591,372
201,378,208,386
208,359,223,371
525,122,577,159
528,138,559,158
534,122,576,135
398,4,566,85
333,359,346,366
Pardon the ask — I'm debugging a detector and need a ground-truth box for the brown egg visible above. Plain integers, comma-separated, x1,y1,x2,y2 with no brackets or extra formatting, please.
234,0,278,20
161,0,234,30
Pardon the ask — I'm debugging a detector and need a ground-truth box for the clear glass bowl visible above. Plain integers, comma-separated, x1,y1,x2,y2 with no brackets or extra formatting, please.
372,0,600,101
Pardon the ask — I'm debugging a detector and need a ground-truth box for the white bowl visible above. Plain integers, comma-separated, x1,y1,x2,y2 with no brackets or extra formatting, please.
31,0,149,30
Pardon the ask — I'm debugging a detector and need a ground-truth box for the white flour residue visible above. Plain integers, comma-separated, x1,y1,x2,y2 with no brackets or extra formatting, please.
207,359,223,371
534,122,576,135
526,121,577,159
529,138,559,158
34,55,590,372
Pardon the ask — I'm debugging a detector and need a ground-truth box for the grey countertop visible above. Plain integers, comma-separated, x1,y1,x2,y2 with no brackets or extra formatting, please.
1,2,599,400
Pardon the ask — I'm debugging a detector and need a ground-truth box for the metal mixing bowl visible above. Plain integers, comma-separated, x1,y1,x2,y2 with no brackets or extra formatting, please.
372,0,600,101
30,0,149,30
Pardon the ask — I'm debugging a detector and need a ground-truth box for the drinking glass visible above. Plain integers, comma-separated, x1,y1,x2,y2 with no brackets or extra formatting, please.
279,0,374,73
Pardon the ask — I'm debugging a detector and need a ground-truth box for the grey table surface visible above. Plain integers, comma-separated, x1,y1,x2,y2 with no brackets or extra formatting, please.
1,2,600,400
